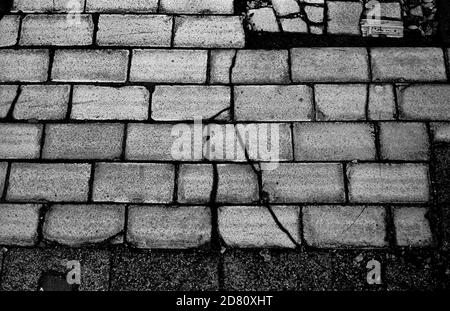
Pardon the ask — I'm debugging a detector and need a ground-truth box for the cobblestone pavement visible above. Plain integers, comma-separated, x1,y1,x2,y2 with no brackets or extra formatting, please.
0,0,450,291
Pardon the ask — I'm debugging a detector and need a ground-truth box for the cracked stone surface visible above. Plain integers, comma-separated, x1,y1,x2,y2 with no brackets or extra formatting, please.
0,0,449,292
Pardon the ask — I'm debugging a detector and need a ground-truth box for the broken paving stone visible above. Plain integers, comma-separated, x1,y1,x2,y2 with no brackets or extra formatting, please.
280,17,308,32
304,5,324,23
272,0,300,16
247,7,280,32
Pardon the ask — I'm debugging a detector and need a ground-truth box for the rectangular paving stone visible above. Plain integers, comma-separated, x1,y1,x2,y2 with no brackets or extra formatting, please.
371,48,447,82
92,163,175,203
159,0,234,14
97,15,172,47
431,123,450,143
368,84,396,120
13,85,70,120
223,250,301,291
293,123,376,161
125,123,194,161
0,204,41,246
86,0,158,12
173,16,245,48
0,49,49,82
20,15,93,46
327,1,363,35
347,163,430,203
234,85,313,121
232,50,290,84
6,163,91,202
1,247,110,291
0,85,19,118
152,85,230,121
0,162,7,196
52,49,129,82
217,164,259,204
393,207,433,247
12,0,84,12
130,49,207,83
0,15,20,47
110,248,218,291
262,163,345,203
177,164,213,204
42,123,124,160
291,48,369,82
72,85,149,120
303,205,387,248
0,124,43,159
127,205,211,249
218,206,300,248
397,84,450,120
314,84,367,120
379,122,430,161
43,204,125,246
209,49,236,84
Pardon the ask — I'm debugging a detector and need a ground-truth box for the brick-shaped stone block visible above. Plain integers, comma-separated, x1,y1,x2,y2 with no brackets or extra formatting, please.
0,124,43,159
0,15,20,47
397,84,450,120
291,48,369,82
86,0,158,12
174,16,245,48
0,204,41,246
327,1,363,35
315,84,367,120
0,162,7,195
379,122,430,160
130,49,207,83
12,0,84,12
13,85,70,120
43,204,125,246
0,85,18,118
347,163,430,203
234,85,313,121
293,123,376,161
7,163,91,202
232,50,290,84
280,17,308,32
126,123,192,161
393,207,433,247
209,49,236,84
371,48,447,82
92,163,174,203
368,84,396,120
178,164,213,204
52,49,129,82
218,206,300,248
159,0,234,14
127,205,211,248
262,163,345,203
0,49,49,82
217,164,259,204
431,122,450,143
152,85,230,121
97,15,172,47
72,85,149,120
303,205,387,248
42,123,124,160
272,0,300,16
20,15,93,46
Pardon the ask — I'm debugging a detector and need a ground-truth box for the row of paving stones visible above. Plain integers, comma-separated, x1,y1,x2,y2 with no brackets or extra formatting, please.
0,203,435,248
0,14,246,48
10,0,236,14
2,83,450,121
0,122,445,159
1,48,449,84
0,246,449,291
